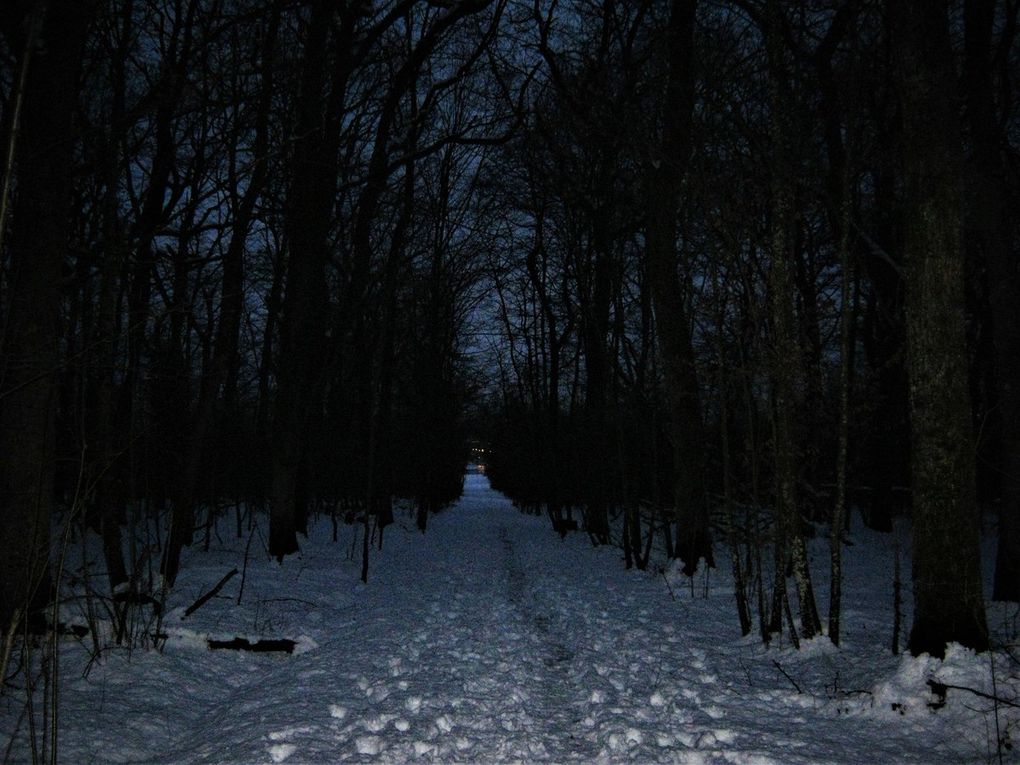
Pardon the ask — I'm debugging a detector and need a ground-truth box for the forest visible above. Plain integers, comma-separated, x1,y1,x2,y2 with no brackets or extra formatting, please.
0,0,1018,753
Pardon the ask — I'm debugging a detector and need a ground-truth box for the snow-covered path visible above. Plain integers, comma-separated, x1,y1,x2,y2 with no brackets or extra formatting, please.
4,473,1015,763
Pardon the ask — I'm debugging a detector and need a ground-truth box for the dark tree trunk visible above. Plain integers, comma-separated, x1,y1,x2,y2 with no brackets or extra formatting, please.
645,0,714,576
256,245,284,444
94,240,130,597
891,0,988,657
373,86,418,537
270,1,337,560
962,0,1020,603
0,0,97,633
814,1,857,646
764,0,821,640
582,211,613,545
525,206,569,535
91,0,135,601
859,73,906,534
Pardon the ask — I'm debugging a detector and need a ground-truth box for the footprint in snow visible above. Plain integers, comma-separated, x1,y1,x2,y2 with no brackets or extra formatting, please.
405,696,423,713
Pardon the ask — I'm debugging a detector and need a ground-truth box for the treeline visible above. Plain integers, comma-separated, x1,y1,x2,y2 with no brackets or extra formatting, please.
476,0,1018,657
0,0,509,639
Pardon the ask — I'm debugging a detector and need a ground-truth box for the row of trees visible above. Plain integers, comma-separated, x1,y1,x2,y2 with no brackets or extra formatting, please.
479,0,1017,658
0,0,508,640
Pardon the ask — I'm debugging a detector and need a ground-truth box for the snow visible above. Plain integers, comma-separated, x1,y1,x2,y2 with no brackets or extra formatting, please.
3,472,1018,763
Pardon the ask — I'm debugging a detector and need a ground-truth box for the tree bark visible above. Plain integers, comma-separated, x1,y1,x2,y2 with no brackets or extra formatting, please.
891,0,988,657
962,0,1020,603
645,0,713,576
270,0,337,559
763,0,821,640
0,0,97,633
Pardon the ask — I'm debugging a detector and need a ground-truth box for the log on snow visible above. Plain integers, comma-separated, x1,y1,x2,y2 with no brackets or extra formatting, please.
207,637,297,653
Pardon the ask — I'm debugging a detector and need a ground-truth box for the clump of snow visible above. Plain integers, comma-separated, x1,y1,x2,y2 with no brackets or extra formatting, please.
291,634,318,655
404,695,423,713
354,735,384,755
267,743,297,762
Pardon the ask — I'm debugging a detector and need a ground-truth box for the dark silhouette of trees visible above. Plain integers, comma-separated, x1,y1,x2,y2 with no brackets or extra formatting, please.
0,0,512,632
483,0,1014,648
0,0,1016,661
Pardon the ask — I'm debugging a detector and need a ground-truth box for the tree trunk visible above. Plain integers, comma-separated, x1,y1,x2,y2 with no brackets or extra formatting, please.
764,0,821,640
891,0,988,657
270,1,337,559
715,278,752,637
962,0,1020,603
91,0,135,602
829,155,853,647
645,0,713,576
0,0,96,633
581,208,613,545
816,3,857,645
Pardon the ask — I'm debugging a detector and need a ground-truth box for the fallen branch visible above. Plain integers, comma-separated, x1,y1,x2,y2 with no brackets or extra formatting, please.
773,660,803,694
660,569,677,602
928,679,1020,709
260,597,319,607
182,568,238,619
207,637,296,653
237,526,255,605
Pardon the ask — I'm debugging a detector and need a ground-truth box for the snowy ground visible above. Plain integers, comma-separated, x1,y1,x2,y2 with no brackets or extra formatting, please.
3,472,1019,763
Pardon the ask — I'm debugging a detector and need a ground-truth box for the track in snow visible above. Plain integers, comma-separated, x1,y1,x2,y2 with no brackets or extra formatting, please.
14,472,1008,764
